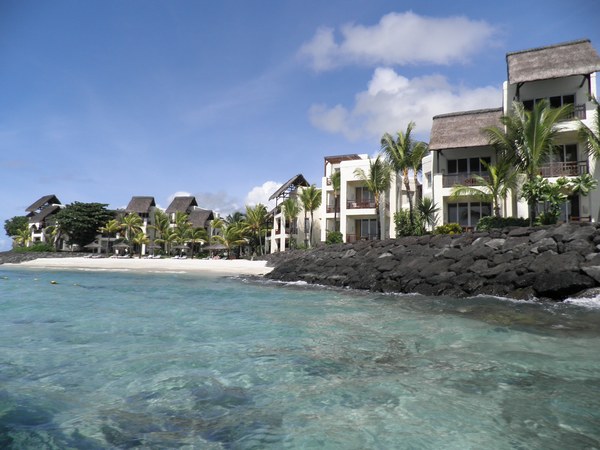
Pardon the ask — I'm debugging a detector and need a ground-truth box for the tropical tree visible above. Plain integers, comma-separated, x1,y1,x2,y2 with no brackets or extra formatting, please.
244,204,269,255
98,219,122,255
450,160,519,217
155,228,178,256
281,197,301,249
54,202,114,248
381,122,428,226
42,219,65,251
417,197,440,231
173,212,192,245
150,209,170,253
354,155,392,240
299,184,322,247
211,223,247,257
188,227,208,258
210,217,225,238
486,100,572,224
330,170,341,232
579,96,600,161
132,232,149,258
226,211,246,225
13,226,31,247
121,213,143,242
4,216,28,238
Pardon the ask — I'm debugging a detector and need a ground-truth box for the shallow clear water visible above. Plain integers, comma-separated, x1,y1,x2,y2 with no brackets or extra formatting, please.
1,268,599,449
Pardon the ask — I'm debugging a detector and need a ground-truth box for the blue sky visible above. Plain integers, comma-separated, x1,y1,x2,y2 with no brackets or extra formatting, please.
1,0,599,250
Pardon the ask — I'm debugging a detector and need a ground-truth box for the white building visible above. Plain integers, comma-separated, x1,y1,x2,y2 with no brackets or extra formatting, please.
124,196,157,256
267,174,321,252
424,39,600,227
25,194,64,246
320,154,403,242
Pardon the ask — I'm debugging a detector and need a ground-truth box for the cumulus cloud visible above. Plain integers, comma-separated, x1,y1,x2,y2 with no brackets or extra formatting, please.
244,181,281,210
299,11,497,71
195,191,242,216
309,67,501,140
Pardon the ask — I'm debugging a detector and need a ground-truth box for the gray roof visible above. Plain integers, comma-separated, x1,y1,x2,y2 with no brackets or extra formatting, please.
165,196,198,214
507,39,600,84
28,205,61,224
189,208,214,228
429,108,502,151
269,174,309,200
126,196,156,214
26,195,61,212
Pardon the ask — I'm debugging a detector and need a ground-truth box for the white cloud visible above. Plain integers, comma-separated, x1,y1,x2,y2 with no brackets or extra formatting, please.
244,181,281,210
309,67,501,140
299,11,497,71
195,191,241,216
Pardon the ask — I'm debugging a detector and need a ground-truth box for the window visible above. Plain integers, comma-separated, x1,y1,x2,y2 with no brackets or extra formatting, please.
447,157,491,174
355,187,374,203
358,219,377,239
524,94,575,111
549,144,578,163
447,202,491,227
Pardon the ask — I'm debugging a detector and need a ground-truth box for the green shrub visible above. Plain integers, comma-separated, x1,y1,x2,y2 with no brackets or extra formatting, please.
13,243,55,253
394,210,425,237
476,216,529,231
325,231,343,244
434,223,463,235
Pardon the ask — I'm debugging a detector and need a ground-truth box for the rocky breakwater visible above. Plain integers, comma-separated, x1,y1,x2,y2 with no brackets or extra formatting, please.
266,223,600,301
0,251,87,265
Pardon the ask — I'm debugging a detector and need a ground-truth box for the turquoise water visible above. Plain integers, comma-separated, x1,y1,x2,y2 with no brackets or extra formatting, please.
1,268,600,449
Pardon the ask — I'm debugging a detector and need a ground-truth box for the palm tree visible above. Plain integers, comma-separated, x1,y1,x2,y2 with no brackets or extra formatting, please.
299,184,322,248
210,217,225,238
43,220,65,251
188,227,208,258
486,100,572,224
132,232,149,258
354,155,392,240
226,211,246,225
13,226,31,247
150,210,170,253
98,219,122,255
281,197,301,249
244,204,268,255
155,227,178,256
450,160,518,218
121,213,143,242
212,223,247,257
417,197,440,231
330,170,341,232
381,122,428,226
579,96,600,161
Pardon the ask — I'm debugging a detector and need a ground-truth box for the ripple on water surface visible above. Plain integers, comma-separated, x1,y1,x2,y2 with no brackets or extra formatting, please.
0,268,599,449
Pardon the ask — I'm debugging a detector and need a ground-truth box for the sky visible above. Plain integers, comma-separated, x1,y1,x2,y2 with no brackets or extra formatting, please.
1,0,600,250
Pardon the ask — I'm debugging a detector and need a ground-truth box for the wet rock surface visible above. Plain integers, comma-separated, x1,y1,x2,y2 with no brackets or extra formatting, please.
265,223,600,301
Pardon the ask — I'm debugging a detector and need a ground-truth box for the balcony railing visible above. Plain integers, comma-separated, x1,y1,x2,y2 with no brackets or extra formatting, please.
347,200,376,209
540,161,588,177
346,234,377,243
442,172,490,188
563,104,586,121
326,203,340,213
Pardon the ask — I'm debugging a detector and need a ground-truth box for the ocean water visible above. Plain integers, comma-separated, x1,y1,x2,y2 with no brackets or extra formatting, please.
1,268,600,450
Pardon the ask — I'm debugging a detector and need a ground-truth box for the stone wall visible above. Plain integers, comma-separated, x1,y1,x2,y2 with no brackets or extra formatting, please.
265,223,600,301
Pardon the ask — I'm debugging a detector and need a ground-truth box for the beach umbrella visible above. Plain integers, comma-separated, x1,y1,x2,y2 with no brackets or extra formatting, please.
84,241,102,253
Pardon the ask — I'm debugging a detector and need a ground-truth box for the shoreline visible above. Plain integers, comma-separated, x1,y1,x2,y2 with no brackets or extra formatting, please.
3,257,274,277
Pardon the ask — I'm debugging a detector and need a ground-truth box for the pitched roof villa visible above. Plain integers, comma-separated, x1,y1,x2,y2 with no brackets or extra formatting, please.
166,196,198,214
125,196,156,215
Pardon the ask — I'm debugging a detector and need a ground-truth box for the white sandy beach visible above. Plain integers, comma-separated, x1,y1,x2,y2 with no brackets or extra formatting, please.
8,257,274,276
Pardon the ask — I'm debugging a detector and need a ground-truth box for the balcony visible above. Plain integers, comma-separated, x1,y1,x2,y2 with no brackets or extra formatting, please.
442,172,489,188
326,203,340,213
347,200,376,209
563,104,586,121
540,161,588,178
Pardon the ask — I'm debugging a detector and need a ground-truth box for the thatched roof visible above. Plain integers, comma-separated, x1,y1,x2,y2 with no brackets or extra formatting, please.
429,108,502,151
165,196,198,214
126,196,155,214
507,39,600,84
28,205,61,224
189,208,214,228
269,174,309,200
324,154,363,165
26,194,61,212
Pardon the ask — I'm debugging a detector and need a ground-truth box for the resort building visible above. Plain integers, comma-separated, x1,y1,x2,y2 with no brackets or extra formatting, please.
267,174,321,252
125,196,157,256
424,39,600,227
165,195,214,234
25,194,64,247
320,154,400,242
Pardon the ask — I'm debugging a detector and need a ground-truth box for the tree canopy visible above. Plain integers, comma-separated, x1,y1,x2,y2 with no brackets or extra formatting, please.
4,216,28,238
54,202,114,248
